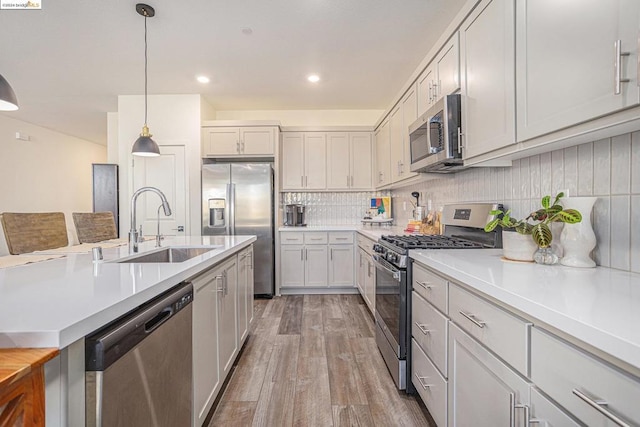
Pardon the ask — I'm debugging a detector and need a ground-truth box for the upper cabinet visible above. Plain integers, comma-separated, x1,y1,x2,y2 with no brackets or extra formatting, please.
281,132,327,190
390,85,419,184
516,0,640,142
375,120,391,187
202,126,276,157
460,0,516,160
326,132,373,190
417,34,460,117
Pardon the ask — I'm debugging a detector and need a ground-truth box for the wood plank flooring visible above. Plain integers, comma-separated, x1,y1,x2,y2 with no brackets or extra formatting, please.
209,295,434,427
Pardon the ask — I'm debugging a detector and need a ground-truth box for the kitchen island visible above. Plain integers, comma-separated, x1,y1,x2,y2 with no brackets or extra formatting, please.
0,235,256,426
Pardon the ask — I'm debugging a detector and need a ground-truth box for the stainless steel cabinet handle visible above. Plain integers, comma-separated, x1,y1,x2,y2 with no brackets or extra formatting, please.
347,176,349,187
305,248,308,261
416,281,432,289
368,261,372,277
335,237,349,241
432,81,438,100
459,311,486,328
215,275,224,293
330,248,333,260
286,237,299,241
301,249,304,261
301,176,304,187
223,271,228,296
236,141,241,153
241,141,245,153
414,373,432,390
414,322,430,335
350,176,354,187
428,82,433,103
572,388,631,427
457,127,463,154
615,40,631,95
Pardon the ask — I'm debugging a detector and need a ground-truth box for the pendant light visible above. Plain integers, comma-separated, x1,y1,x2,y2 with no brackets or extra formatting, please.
131,3,160,157
0,73,19,111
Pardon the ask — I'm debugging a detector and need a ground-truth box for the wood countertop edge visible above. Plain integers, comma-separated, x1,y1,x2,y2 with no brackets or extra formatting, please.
0,348,59,388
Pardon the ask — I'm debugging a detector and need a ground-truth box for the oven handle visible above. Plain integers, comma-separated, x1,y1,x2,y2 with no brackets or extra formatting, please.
372,254,401,282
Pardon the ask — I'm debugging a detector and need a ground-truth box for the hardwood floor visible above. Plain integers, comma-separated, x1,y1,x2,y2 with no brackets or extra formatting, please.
209,295,434,427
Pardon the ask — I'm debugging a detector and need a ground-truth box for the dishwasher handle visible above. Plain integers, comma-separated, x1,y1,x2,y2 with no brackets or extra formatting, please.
85,281,193,371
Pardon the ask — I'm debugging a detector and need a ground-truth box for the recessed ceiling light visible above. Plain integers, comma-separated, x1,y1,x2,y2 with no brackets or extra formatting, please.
241,27,253,35
196,76,210,84
307,74,320,83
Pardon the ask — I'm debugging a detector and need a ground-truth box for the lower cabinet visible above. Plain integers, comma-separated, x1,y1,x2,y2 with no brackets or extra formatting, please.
356,233,376,314
448,324,530,427
193,251,247,426
280,231,355,290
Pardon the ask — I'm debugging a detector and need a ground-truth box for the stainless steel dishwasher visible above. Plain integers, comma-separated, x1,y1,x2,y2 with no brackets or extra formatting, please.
85,282,193,427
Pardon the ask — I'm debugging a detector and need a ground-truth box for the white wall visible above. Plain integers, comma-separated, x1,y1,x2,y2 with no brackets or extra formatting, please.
115,94,203,237
0,115,107,255
215,109,383,127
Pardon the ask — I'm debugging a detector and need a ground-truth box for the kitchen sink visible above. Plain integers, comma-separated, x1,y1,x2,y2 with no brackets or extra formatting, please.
114,247,220,263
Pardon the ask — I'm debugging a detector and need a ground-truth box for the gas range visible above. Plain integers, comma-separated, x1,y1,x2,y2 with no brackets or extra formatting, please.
373,234,486,269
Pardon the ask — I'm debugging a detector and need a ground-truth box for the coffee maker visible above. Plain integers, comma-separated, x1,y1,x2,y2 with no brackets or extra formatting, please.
284,204,306,226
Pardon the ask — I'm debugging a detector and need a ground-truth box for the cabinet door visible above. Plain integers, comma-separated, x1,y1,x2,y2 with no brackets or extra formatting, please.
389,106,404,183
461,0,516,159
329,245,354,287
304,133,327,189
401,86,418,180
356,248,366,295
203,128,240,156
237,251,249,344
326,132,350,189
240,127,274,155
192,270,220,425
364,257,375,314
305,246,328,287
350,132,373,189
218,257,238,378
417,64,437,116
280,245,305,287
436,33,460,98
449,324,530,427
516,0,640,142
281,133,305,190
530,387,581,427
246,246,254,328
375,120,391,187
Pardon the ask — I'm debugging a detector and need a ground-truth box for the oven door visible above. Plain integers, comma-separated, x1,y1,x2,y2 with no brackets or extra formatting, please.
373,254,407,359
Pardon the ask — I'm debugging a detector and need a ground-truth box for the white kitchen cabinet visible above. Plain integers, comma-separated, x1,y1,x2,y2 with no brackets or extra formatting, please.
237,246,254,344
460,0,516,159
217,256,238,378
417,34,460,117
356,247,366,295
192,267,220,426
305,245,329,287
388,85,418,183
280,244,305,287
202,126,275,157
328,244,354,287
356,233,376,314
281,132,327,190
374,120,391,187
280,232,328,288
448,324,530,427
327,132,373,190
516,0,640,142
530,387,581,427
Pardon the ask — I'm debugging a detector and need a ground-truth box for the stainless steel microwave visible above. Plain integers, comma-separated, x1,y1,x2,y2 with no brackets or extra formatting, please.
409,94,465,173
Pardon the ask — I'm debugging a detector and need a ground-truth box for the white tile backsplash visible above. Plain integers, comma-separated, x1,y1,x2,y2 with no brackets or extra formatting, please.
280,191,387,226
389,132,640,273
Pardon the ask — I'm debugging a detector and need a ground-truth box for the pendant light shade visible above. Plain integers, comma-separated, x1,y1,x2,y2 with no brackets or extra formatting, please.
0,73,19,111
132,3,160,157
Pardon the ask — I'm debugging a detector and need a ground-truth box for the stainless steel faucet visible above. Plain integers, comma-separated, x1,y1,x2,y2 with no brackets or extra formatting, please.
129,186,172,253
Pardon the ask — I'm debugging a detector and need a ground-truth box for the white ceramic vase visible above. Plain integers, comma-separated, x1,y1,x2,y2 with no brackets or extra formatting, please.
502,230,537,262
560,197,597,268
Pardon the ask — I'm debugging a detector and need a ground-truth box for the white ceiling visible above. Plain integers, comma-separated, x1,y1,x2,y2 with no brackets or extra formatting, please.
0,0,467,145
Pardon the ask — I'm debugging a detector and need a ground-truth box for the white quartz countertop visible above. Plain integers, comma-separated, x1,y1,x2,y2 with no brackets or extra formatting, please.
278,225,409,241
0,235,255,349
410,249,640,371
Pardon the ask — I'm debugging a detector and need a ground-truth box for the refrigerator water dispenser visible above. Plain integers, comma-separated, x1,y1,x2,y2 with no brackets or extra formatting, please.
208,198,226,227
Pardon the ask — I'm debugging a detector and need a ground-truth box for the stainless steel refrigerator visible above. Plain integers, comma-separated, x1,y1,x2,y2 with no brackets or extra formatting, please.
202,161,274,297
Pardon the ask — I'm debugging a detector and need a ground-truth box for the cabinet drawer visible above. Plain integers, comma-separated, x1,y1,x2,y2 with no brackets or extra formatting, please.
530,387,581,427
412,262,448,314
281,232,304,245
412,291,448,377
329,232,354,244
531,327,640,426
412,338,447,427
449,283,530,375
357,234,375,254
304,232,328,245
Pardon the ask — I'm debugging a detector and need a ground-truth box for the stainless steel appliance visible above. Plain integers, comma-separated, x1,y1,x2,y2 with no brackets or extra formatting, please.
85,282,193,426
284,204,306,226
92,163,119,235
409,94,465,173
373,203,502,391
202,161,275,297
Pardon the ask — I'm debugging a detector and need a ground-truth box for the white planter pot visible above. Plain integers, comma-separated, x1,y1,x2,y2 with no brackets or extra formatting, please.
502,231,537,262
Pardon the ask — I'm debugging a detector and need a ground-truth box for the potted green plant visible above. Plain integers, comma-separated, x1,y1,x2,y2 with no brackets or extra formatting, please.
485,192,583,264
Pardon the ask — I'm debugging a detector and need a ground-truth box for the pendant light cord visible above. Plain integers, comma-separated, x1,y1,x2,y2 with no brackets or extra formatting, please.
144,14,148,126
